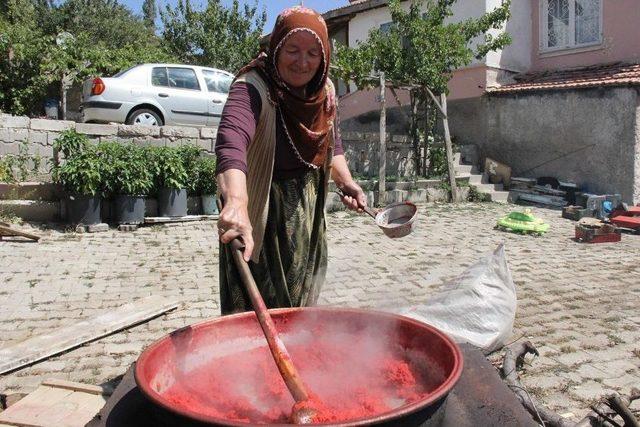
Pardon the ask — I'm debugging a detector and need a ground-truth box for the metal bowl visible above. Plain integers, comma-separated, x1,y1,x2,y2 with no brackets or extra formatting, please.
375,202,418,238
135,308,462,426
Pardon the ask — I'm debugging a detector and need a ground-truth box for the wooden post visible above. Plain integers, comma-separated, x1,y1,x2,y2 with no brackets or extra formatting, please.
378,72,386,207
410,90,419,180
441,93,458,203
60,76,68,121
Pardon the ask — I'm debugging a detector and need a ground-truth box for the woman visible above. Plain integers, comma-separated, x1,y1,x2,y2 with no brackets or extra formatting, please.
215,5,366,315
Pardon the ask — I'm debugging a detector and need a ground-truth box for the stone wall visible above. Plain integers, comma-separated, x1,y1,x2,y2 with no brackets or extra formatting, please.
0,115,217,179
446,97,487,148
483,87,640,204
0,114,417,180
0,115,465,221
444,88,640,204
338,86,640,204
340,131,416,178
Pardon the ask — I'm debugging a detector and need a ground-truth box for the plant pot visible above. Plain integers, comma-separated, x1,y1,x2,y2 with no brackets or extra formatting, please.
201,194,219,215
158,188,187,217
67,194,102,225
187,196,201,215
114,195,146,224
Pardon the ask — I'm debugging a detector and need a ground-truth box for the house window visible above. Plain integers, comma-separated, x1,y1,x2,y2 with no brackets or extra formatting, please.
380,22,393,34
542,0,602,51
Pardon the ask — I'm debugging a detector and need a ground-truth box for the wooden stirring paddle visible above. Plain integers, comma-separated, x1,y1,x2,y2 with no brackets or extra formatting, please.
229,238,318,424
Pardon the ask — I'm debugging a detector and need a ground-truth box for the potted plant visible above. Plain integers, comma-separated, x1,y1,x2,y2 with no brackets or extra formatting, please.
196,155,218,215
102,142,152,224
176,144,202,196
151,146,188,217
176,144,203,214
52,143,104,225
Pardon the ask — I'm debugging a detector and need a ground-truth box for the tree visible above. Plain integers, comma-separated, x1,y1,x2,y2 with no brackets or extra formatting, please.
142,0,156,31
161,0,267,73
0,0,51,115
332,0,512,187
0,0,174,116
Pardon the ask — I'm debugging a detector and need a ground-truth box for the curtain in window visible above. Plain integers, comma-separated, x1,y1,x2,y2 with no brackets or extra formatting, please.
547,0,570,48
575,0,600,44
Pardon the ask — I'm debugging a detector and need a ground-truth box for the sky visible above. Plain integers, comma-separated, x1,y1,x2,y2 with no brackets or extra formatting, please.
121,0,348,32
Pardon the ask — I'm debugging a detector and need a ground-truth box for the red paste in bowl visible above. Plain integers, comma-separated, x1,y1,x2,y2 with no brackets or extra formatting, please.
161,328,442,424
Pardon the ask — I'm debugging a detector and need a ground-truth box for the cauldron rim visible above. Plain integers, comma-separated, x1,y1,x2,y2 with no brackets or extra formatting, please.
135,307,464,426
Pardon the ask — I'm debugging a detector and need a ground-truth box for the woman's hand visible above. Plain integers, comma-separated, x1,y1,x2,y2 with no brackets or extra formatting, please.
330,155,367,212
339,180,367,212
217,169,253,262
218,201,254,262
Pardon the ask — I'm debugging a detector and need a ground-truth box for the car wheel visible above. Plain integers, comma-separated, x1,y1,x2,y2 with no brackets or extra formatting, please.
127,109,163,126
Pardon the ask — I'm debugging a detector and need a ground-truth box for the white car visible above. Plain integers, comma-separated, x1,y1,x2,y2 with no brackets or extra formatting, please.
81,64,234,127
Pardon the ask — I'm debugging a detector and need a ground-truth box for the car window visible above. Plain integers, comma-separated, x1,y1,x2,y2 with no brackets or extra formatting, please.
113,66,136,78
167,67,200,90
203,70,233,94
152,67,169,87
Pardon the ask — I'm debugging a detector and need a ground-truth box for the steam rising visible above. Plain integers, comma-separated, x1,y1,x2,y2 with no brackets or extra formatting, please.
150,310,447,424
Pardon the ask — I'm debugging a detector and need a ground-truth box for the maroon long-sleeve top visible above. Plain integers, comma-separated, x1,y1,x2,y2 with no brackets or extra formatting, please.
215,82,344,180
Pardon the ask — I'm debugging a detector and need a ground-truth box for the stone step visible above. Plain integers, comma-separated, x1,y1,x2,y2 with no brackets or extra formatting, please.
0,199,60,222
454,164,474,174
475,182,504,192
324,185,473,211
489,191,510,204
0,182,60,202
468,174,484,185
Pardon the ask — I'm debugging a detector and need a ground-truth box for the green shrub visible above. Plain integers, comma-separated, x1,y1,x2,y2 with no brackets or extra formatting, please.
0,156,15,183
196,156,217,195
176,144,203,195
0,141,43,183
52,144,104,196
149,146,188,191
427,145,447,178
467,185,490,202
53,130,89,160
100,142,153,196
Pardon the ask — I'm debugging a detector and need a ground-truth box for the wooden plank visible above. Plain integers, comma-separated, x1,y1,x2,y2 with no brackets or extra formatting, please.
0,296,179,375
0,381,109,427
0,224,40,241
41,379,108,396
144,214,218,224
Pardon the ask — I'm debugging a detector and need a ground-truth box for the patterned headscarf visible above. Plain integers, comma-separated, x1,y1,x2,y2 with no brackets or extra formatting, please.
237,6,335,168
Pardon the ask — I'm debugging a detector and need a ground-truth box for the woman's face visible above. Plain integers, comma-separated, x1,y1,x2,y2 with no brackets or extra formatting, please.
276,31,323,89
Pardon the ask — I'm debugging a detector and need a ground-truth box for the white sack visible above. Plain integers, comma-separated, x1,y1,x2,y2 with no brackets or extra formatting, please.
395,244,517,352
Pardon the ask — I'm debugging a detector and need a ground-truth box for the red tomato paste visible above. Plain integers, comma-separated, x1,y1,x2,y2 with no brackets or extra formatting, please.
161,328,442,425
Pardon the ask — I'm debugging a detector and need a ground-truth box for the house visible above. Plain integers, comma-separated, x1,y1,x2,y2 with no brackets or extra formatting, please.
323,0,640,204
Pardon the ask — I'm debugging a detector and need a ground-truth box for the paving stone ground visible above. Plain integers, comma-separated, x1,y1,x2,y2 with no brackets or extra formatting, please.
1,202,639,422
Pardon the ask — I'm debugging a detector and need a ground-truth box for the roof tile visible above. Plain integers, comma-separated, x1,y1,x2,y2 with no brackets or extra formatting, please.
488,62,640,94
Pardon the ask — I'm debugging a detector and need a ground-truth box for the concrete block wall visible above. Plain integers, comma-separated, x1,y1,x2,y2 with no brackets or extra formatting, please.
340,131,416,178
484,87,640,204
1,115,418,181
0,115,218,179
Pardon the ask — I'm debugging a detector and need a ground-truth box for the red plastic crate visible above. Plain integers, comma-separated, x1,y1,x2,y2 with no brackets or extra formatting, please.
575,224,622,243
610,216,640,229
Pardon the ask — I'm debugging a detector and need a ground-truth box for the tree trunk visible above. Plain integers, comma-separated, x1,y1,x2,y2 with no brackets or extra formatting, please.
378,72,386,207
440,93,458,203
421,94,438,177
410,90,420,178
60,79,67,121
